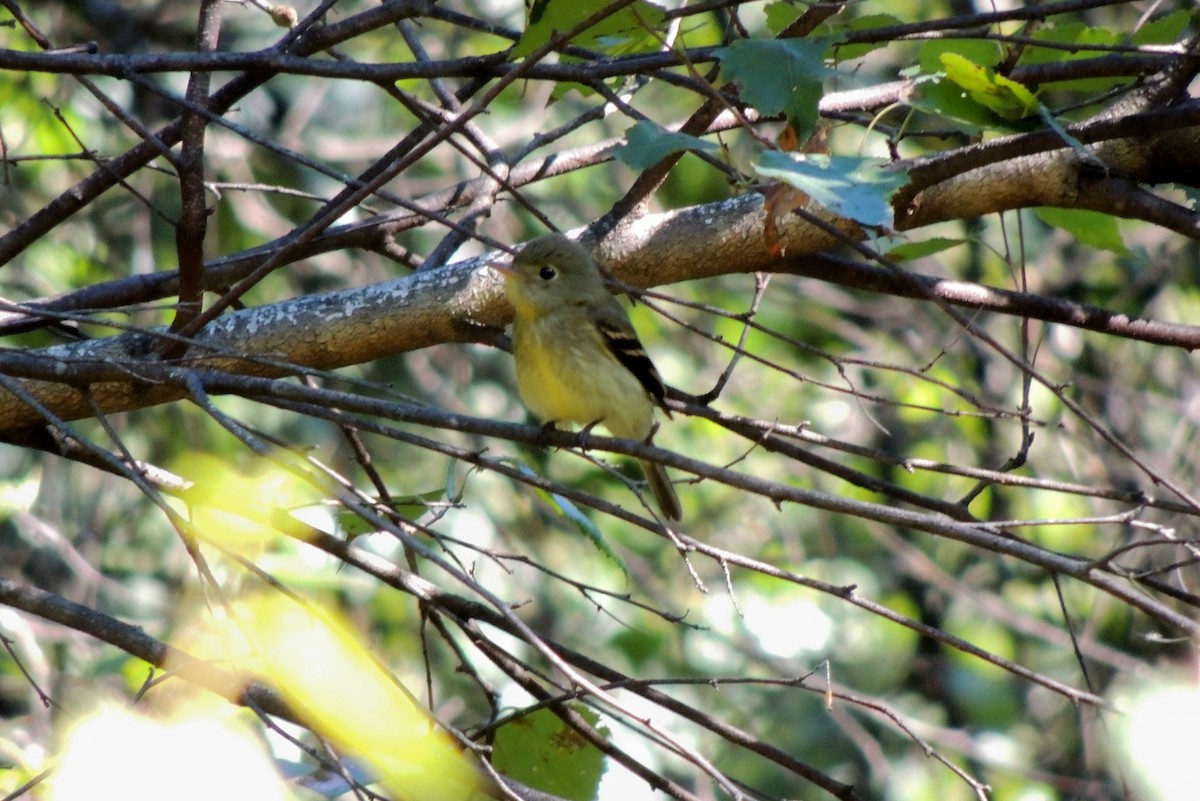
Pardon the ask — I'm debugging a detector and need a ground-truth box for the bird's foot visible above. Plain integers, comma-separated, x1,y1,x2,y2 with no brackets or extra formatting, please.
578,419,603,452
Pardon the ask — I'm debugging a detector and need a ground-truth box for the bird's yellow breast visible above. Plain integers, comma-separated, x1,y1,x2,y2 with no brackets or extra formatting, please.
512,310,654,441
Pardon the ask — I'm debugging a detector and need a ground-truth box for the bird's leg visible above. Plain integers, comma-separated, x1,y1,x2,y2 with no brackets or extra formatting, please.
535,420,561,448
578,419,603,452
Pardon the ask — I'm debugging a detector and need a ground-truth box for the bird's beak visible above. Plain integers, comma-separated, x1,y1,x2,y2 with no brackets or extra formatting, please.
488,259,520,280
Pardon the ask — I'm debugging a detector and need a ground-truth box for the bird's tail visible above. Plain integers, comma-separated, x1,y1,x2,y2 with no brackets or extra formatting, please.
638,459,681,522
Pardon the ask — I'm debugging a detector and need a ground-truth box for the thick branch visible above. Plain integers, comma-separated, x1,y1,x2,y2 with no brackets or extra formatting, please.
4,112,1200,429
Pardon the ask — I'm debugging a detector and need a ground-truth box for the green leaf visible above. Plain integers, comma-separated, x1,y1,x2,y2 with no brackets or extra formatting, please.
1034,103,1094,163
550,491,628,577
1018,21,1118,66
909,76,994,134
906,42,1009,133
547,489,601,537
886,237,968,262
940,52,1037,120
513,0,666,59
713,39,828,141
328,488,444,540
764,4,897,62
546,55,597,101
611,121,720,170
1132,10,1190,46
755,152,910,228
915,38,1001,75
763,1,802,35
1032,208,1128,255
1017,22,1129,95
516,462,629,578
824,14,902,62
492,706,608,801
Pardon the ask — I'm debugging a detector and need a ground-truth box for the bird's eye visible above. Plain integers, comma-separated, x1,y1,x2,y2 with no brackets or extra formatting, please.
538,265,557,281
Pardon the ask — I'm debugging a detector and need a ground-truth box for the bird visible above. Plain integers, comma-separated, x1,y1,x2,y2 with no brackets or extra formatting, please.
494,233,682,521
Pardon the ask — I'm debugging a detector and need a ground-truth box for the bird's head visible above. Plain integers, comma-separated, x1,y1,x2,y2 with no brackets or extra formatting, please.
492,234,608,317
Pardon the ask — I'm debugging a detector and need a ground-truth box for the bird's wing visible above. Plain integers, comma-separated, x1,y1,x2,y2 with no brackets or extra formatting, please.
591,303,671,415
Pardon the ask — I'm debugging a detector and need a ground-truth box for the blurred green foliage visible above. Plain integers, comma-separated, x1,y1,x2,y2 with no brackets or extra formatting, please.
2,2,1199,801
